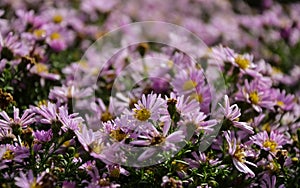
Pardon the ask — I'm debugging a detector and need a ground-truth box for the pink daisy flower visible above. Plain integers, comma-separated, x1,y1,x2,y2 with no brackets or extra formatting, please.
0,106,35,129
220,95,254,134
250,130,289,154
224,131,257,177
236,79,275,112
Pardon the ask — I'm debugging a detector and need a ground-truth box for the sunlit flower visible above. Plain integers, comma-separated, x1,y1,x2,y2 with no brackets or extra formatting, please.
131,93,167,122
220,95,254,134
236,79,275,112
0,106,35,129
15,170,43,188
224,131,256,177
250,130,289,154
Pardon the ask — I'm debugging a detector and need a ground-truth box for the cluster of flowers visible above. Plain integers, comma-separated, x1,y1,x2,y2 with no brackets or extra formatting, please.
1,0,300,187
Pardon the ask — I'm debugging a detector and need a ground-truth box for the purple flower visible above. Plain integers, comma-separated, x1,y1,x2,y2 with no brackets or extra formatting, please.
220,95,254,134
224,131,257,177
161,176,183,188
235,79,275,112
29,63,60,83
0,32,30,59
184,151,221,169
58,106,84,132
131,93,167,122
15,170,43,188
261,173,285,188
75,125,103,153
172,68,211,114
0,107,35,129
49,85,93,106
33,102,58,124
62,181,76,188
250,130,289,154
272,89,295,111
167,92,200,116
34,129,53,142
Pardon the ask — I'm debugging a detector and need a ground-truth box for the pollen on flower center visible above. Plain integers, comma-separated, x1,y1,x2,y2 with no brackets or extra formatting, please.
249,91,260,104
50,32,61,40
191,93,203,103
235,55,250,69
110,129,127,142
101,111,113,122
90,142,104,154
30,179,40,188
2,149,14,160
150,135,166,146
53,14,63,23
133,108,151,121
263,139,277,152
234,146,246,163
35,63,49,73
33,29,46,38
183,80,197,91
277,100,284,107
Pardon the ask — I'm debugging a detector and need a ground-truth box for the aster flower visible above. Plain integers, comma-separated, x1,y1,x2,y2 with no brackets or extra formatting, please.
0,32,29,60
75,125,102,152
0,106,35,129
209,45,258,76
250,130,289,154
167,92,200,116
33,129,53,142
49,85,93,106
15,170,44,188
261,173,285,188
106,164,130,178
184,151,221,168
131,93,167,121
272,89,295,111
58,106,84,132
29,63,60,85
224,131,257,177
220,95,254,134
33,102,58,124
90,97,115,123
171,68,211,113
161,176,183,188
178,112,217,134
235,79,275,112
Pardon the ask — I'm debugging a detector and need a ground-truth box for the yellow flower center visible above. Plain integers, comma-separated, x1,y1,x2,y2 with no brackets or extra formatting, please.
272,67,282,74
183,80,197,91
90,141,104,154
263,139,277,153
50,32,61,40
262,123,271,132
249,91,260,104
234,145,246,163
150,135,166,146
30,180,41,188
235,55,250,69
110,129,127,142
190,93,203,103
52,14,63,23
277,101,284,107
101,111,114,122
63,140,71,147
37,100,47,107
35,63,48,73
33,29,46,38
133,108,151,121
2,149,14,160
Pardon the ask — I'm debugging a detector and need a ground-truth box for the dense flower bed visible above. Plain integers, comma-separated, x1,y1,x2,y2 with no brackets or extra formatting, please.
0,0,299,187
